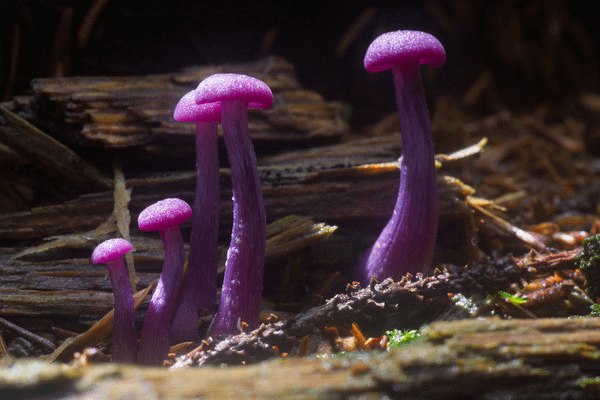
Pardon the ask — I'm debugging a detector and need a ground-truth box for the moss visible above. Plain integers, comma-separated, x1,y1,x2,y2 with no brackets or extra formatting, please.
576,234,600,299
497,290,527,304
572,303,600,318
386,329,421,349
574,376,600,388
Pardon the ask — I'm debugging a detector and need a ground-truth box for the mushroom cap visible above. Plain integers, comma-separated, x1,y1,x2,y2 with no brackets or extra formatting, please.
194,73,273,109
173,90,221,123
92,238,132,264
364,30,446,72
138,198,192,232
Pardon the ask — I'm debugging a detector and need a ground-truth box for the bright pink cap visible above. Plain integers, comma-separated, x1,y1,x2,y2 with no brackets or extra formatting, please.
194,73,273,109
92,238,132,264
364,30,446,72
138,198,192,232
173,90,221,123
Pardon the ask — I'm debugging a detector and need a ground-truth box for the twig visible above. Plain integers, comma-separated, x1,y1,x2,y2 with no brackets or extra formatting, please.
257,28,278,59
0,317,56,351
0,330,10,359
48,279,157,362
50,7,73,77
335,7,376,57
77,0,111,49
2,25,20,101
113,158,137,290
467,196,547,251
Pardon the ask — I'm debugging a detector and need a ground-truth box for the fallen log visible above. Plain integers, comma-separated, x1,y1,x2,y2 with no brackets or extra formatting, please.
3,317,600,399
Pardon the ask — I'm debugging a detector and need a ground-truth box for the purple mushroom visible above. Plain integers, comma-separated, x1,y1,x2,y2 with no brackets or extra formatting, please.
91,238,137,363
194,73,273,335
137,198,192,365
170,91,221,343
358,30,446,284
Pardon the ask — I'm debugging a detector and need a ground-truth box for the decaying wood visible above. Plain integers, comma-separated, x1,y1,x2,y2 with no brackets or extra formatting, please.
172,256,523,367
0,258,157,320
3,317,600,399
164,247,592,368
0,215,336,322
0,56,350,214
0,168,470,240
0,317,56,352
0,137,482,241
0,105,112,191
10,55,348,155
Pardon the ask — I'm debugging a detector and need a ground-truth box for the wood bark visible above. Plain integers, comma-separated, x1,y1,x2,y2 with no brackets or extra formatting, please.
3,317,600,399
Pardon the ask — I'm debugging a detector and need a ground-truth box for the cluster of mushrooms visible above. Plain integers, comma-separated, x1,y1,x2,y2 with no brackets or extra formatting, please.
92,30,446,365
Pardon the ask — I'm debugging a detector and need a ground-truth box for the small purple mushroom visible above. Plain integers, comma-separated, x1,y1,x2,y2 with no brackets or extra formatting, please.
358,30,446,284
91,238,136,363
171,91,221,343
194,73,273,335
137,198,192,365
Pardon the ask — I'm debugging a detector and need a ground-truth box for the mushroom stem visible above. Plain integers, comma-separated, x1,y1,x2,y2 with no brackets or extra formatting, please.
91,238,137,363
138,226,186,365
170,121,220,343
107,256,137,363
210,100,266,335
360,64,438,283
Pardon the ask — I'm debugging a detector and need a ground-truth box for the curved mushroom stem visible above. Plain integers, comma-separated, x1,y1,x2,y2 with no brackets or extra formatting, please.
360,64,438,283
139,226,186,365
107,258,137,363
170,121,220,343
210,100,266,335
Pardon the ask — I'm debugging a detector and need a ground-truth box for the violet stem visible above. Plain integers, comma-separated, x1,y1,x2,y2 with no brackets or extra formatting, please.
210,100,266,335
360,64,438,283
138,226,186,365
107,257,137,363
170,121,220,343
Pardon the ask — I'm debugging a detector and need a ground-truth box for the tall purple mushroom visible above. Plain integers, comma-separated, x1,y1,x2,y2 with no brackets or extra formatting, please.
358,30,446,284
137,198,192,365
170,91,221,343
194,73,272,335
91,238,136,363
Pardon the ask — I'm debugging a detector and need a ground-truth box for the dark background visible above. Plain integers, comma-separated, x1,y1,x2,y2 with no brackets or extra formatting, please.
1,1,598,128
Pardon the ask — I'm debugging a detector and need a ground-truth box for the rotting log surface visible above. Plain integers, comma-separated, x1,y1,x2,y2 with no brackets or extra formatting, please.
20,55,349,154
0,256,157,320
0,151,474,241
3,317,600,399
0,215,336,321
172,256,523,367
0,107,112,191
0,56,350,214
